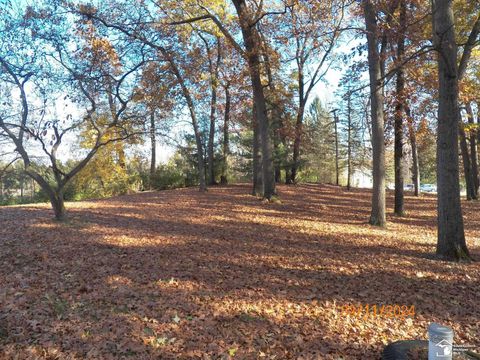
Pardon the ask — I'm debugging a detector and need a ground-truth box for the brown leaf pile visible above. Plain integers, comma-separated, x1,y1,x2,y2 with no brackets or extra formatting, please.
0,184,479,359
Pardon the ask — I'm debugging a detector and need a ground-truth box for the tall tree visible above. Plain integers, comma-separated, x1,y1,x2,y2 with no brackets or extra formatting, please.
80,4,209,192
405,106,420,196
230,0,276,199
198,34,222,186
252,103,263,195
0,6,143,219
338,65,370,191
363,0,387,226
150,112,156,181
465,103,479,194
286,0,345,183
393,0,407,216
459,117,477,200
220,82,231,185
432,0,470,260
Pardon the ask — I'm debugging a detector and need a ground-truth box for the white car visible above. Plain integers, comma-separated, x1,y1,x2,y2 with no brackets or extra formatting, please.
420,184,437,193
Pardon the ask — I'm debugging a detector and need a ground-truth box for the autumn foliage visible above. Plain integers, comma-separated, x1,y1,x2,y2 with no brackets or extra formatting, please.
0,184,478,359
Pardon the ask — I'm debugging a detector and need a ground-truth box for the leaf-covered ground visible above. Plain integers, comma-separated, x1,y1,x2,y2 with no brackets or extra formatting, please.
0,184,479,359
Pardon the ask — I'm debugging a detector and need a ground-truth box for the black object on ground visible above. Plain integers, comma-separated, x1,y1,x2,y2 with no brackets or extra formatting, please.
382,340,428,360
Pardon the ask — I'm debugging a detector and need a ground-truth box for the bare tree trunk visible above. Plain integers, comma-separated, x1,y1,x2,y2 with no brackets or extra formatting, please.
285,168,292,185
274,137,281,183
50,191,66,221
162,53,206,192
291,63,305,184
478,111,480,158
252,104,263,196
394,0,407,215
260,35,282,185
220,85,230,185
466,102,479,195
191,111,206,192
233,0,275,199
459,122,476,200
150,111,156,186
478,111,480,188
405,106,420,196
272,104,282,184
333,109,340,186
364,0,386,227
432,0,470,261
25,170,67,220
347,99,352,190
291,104,304,184
207,81,218,186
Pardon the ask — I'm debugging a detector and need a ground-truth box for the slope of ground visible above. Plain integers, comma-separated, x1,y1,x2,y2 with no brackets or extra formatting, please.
0,184,479,359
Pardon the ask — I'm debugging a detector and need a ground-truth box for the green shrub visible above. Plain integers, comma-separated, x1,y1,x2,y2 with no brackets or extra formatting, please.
151,164,186,190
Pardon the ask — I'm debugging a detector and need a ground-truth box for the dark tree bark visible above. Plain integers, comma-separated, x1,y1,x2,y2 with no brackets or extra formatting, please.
174,65,207,192
332,109,340,187
478,111,480,153
466,102,479,195
273,121,281,183
220,85,230,185
346,98,352,190
432,0,470,260
232,0,275,199
202,37,221,186
459,121,476,200
150,111,156,184
285,168,292,185
271,114,283,186
51,191,66,221
394,0,407,216
207,88,218,186
364,0,386,227
252,104,263,196
291,77,305,184
405,106,420,196
261,37,283,185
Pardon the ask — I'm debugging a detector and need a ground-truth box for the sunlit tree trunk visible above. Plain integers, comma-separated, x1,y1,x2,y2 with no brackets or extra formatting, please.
233,0,275,199
432,0,470,260
364,0,386,227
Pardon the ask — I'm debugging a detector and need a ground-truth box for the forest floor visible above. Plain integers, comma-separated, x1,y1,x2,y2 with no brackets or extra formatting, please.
0,183,479,359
